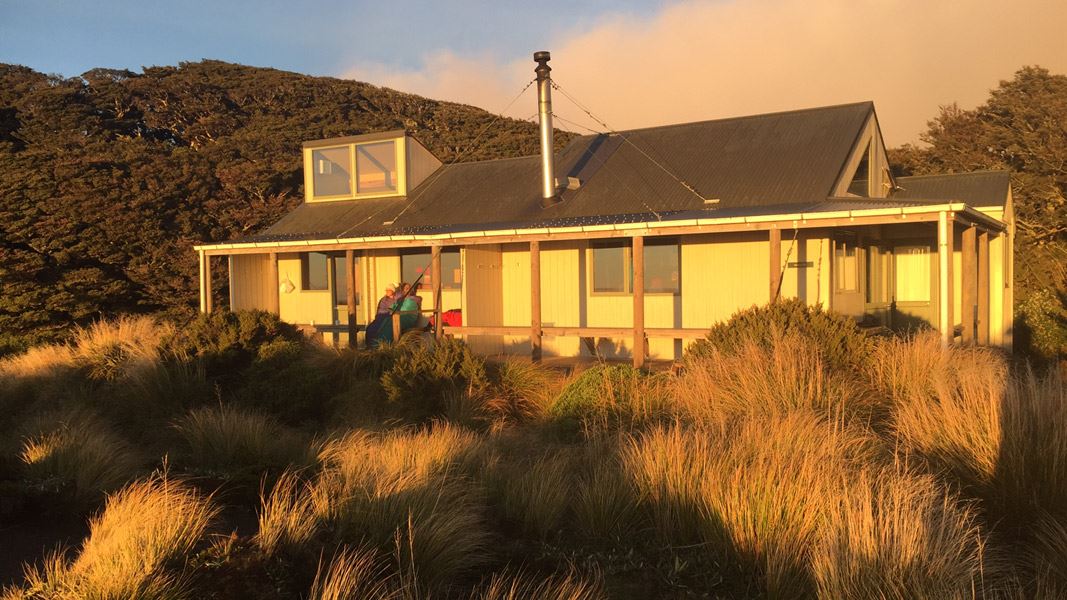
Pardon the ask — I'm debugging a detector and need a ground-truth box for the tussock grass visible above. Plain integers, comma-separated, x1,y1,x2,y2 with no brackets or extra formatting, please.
484,359,560,426
172,405,311,476
572,442,639,541
72,316,174,384
472,568,606,600
256,424,489,591
676,330,880,425
494,449,575,538
18,409,142,505
871,332,1008,493
812,467,987,599
9,474,217,599
308,547,399,600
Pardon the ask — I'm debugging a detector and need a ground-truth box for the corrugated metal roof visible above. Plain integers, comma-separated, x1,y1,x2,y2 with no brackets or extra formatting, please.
893,171,1010,207
252,102,900,242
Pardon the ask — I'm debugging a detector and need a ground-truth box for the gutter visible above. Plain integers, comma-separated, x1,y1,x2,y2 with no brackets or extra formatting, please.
194,202,1004,252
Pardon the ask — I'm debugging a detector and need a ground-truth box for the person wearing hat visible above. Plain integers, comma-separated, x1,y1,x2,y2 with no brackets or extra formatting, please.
376,284,397,316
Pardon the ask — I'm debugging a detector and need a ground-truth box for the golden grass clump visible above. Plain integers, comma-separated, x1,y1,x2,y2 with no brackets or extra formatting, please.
676,330,879,425
18,409,141,504
308,547,399,600
472,568,606,600
812,466,988,599
571,440,640,541
257,424,489,591
483,359,561,426
173,404,311,475
72,315,174,383
11,474,217,599
626,413,886,596
493,449,575,538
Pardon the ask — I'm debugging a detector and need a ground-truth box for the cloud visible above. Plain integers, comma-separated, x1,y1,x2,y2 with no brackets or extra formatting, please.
343,0,1067,146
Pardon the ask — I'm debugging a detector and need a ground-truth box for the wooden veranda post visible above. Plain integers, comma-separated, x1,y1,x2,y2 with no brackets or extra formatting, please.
268,252,280,315
961,225,977,343
431,246,443,339
530,240,542,362
938,211,955,346
198,250,207,313
202,252,214,314
978,231,990,344
633,235,645,369
769,228,782,302
345,249,358,348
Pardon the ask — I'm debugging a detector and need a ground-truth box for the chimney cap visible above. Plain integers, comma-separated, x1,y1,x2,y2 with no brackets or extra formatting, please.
533,51,551,63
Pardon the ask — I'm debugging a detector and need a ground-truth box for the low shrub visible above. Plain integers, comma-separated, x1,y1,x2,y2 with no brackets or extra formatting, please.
10,474,218,599
165,310,301,380
550,364,671,434
686,299,873,372
237,338,338,424
1015,288,1067,366
17,410,142,506
381,337,490,422
172,405,312,478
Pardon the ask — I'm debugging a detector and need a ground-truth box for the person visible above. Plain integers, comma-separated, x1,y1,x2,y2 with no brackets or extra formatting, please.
402,282,424,310
376,285,397,316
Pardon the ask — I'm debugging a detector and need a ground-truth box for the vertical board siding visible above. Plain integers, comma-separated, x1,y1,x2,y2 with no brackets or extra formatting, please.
277,253,334,325
682,232,770,333
230,254,272,311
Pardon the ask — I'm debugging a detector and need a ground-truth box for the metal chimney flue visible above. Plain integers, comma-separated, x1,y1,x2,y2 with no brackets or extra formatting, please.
534,51,560,208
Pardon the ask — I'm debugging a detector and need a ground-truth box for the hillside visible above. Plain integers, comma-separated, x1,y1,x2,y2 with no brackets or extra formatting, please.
0,60,571,352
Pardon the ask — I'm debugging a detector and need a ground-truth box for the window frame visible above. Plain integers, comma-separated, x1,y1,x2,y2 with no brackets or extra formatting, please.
587,239,681,296
306,138,406,202
300,252,330,292
400,249,462,291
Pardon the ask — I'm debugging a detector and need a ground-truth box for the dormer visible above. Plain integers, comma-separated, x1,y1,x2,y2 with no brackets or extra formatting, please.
301,131,442,203
831,107,895,199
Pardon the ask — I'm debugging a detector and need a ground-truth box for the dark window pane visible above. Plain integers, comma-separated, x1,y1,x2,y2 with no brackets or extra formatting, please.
592,245,627,293
333,255,359,305
356,141,397,194
312,147,351,197
301,252,329,291
645,243,680,293
401,250,461,291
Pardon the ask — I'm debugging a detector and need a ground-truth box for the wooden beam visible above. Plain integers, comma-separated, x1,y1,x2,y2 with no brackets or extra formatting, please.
530,240,542,362
345,249,358,348
392,312,401,343
961,225,977,343
633,235,645,369
202,212,975,257
268,252,280,315
198,250,207,313
445,325,710,338
227,256,235,310
431,246,443,339
769,228,782,302
938,211,954,346
203,253,213,314
978,231,990,345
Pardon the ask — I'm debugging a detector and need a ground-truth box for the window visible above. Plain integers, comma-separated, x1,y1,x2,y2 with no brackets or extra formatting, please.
301,252,329,291
894,246,931,302
333,254,359,306
312,147,352,198
356,141,398,194
400,250,462,291
590,240,680,294
835,242,858,292
846,144,871,197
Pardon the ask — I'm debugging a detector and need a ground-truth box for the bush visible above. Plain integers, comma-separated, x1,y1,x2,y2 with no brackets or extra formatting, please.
237,339,338,424
1015,288,1067,365
686,299,873,372
165,310,301,380
381,337,490,422
17,410,142,506
11,474,218,599
172,405,312,478
550,365,671,434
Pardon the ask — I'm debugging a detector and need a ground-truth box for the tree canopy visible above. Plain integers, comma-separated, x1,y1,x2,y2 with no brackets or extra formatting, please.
0,61,567,352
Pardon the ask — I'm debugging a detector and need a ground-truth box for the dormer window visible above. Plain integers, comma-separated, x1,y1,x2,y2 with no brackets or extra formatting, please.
302,132,442,203
304,136,406,202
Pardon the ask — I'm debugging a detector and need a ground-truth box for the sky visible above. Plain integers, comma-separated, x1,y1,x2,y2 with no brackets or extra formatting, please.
2,0,1065,146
